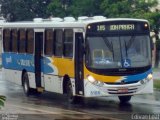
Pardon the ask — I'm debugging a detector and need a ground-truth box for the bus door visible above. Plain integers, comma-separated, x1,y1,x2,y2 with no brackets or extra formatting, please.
34,30,44,92
75,32,84,95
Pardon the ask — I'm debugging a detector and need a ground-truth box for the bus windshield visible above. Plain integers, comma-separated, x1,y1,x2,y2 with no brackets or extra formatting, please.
85,35,151,69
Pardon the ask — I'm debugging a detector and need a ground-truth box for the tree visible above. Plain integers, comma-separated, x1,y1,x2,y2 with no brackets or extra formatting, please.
47,0,103,18
100,0,160,29
69,0,103,17
100,0,158,18
47,0,66,17
0,0,52,21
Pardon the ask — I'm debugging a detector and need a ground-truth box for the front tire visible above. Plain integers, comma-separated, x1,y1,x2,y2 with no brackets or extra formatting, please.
118,96,132,103
22,72,32,96
66,80,78,104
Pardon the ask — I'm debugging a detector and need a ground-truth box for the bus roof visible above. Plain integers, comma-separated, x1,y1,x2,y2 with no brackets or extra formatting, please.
0,17,149,29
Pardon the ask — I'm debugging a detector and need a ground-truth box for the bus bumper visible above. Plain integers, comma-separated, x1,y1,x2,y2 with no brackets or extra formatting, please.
84,79,153,97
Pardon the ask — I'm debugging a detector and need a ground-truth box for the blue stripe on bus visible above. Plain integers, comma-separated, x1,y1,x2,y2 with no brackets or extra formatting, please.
2,53,54,74
123,69,152,83
43,57,54,74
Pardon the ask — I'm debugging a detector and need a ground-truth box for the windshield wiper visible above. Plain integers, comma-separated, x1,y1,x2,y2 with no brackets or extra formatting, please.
103,37,113,52
121,36,135,58
103,37,114,59
124,40,128,58
110,41,114,60
126,36,135,49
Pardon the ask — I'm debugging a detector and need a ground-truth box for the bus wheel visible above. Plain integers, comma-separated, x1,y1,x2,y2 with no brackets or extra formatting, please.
23,72,31,96
66,80,77,104
118,96,131,103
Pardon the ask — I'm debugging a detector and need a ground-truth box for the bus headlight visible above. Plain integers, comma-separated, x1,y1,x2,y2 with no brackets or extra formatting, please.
87,75,104,87
140,74,153,84
146,74,153,81
87,75,96,83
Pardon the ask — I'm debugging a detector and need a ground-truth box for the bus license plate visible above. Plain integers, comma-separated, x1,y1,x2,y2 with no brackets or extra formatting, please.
118,88,128,93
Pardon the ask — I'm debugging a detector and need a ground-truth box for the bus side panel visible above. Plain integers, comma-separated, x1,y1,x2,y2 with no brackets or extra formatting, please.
2,69,36,88
53,58,75,78
2,68,14,83
2,68,21,86
42,56,75,94
44,74,63,93
13,70,22,85
2,53,36,88
44,75,76,95
43,56,61,93
28,72,36,89
53,58,75,94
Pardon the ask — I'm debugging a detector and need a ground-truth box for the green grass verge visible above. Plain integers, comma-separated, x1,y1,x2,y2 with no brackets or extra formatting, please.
154,80,160,90
0,96,6,109
152,68,160,72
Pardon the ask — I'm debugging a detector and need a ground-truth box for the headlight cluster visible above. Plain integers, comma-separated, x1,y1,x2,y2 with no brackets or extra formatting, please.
140,74,153,84
87,75,104,87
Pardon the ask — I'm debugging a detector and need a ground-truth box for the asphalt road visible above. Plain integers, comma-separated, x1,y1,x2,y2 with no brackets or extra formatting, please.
0,72,160,120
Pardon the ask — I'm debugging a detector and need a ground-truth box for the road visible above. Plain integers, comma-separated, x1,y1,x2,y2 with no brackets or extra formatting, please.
0,72,160,120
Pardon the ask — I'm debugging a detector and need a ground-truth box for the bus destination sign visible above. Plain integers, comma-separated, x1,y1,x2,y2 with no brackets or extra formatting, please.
87,21,149,34
109,24,135,31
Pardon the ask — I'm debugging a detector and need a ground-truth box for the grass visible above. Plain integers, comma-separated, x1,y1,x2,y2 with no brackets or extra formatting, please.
152,67,160,72
0,96,6,109
154,80,160,90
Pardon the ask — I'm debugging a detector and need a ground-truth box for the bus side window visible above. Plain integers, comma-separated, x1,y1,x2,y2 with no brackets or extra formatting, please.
11,29,18,53
45,29,54,56
54,29,63,57
64,29,73,58
3,29,11,52
26,29,34,54
19,29,26,53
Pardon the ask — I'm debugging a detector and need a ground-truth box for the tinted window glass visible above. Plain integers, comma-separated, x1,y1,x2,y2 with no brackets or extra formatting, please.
27,29,34,54
54,29,63,56
19,29,26,53
64,29,73,57
3,29,11,52
45,29,54,55
11,29,18,52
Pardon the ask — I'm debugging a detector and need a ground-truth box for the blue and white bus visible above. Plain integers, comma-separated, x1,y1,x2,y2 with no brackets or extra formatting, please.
1,17,153,103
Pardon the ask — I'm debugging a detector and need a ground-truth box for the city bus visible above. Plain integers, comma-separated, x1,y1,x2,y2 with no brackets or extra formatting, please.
1,17,153,103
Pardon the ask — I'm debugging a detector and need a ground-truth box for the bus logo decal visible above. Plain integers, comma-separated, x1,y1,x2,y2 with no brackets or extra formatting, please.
6,56,12,64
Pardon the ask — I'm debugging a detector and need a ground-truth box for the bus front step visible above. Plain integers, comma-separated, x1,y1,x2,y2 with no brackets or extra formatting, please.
37,87,44,93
